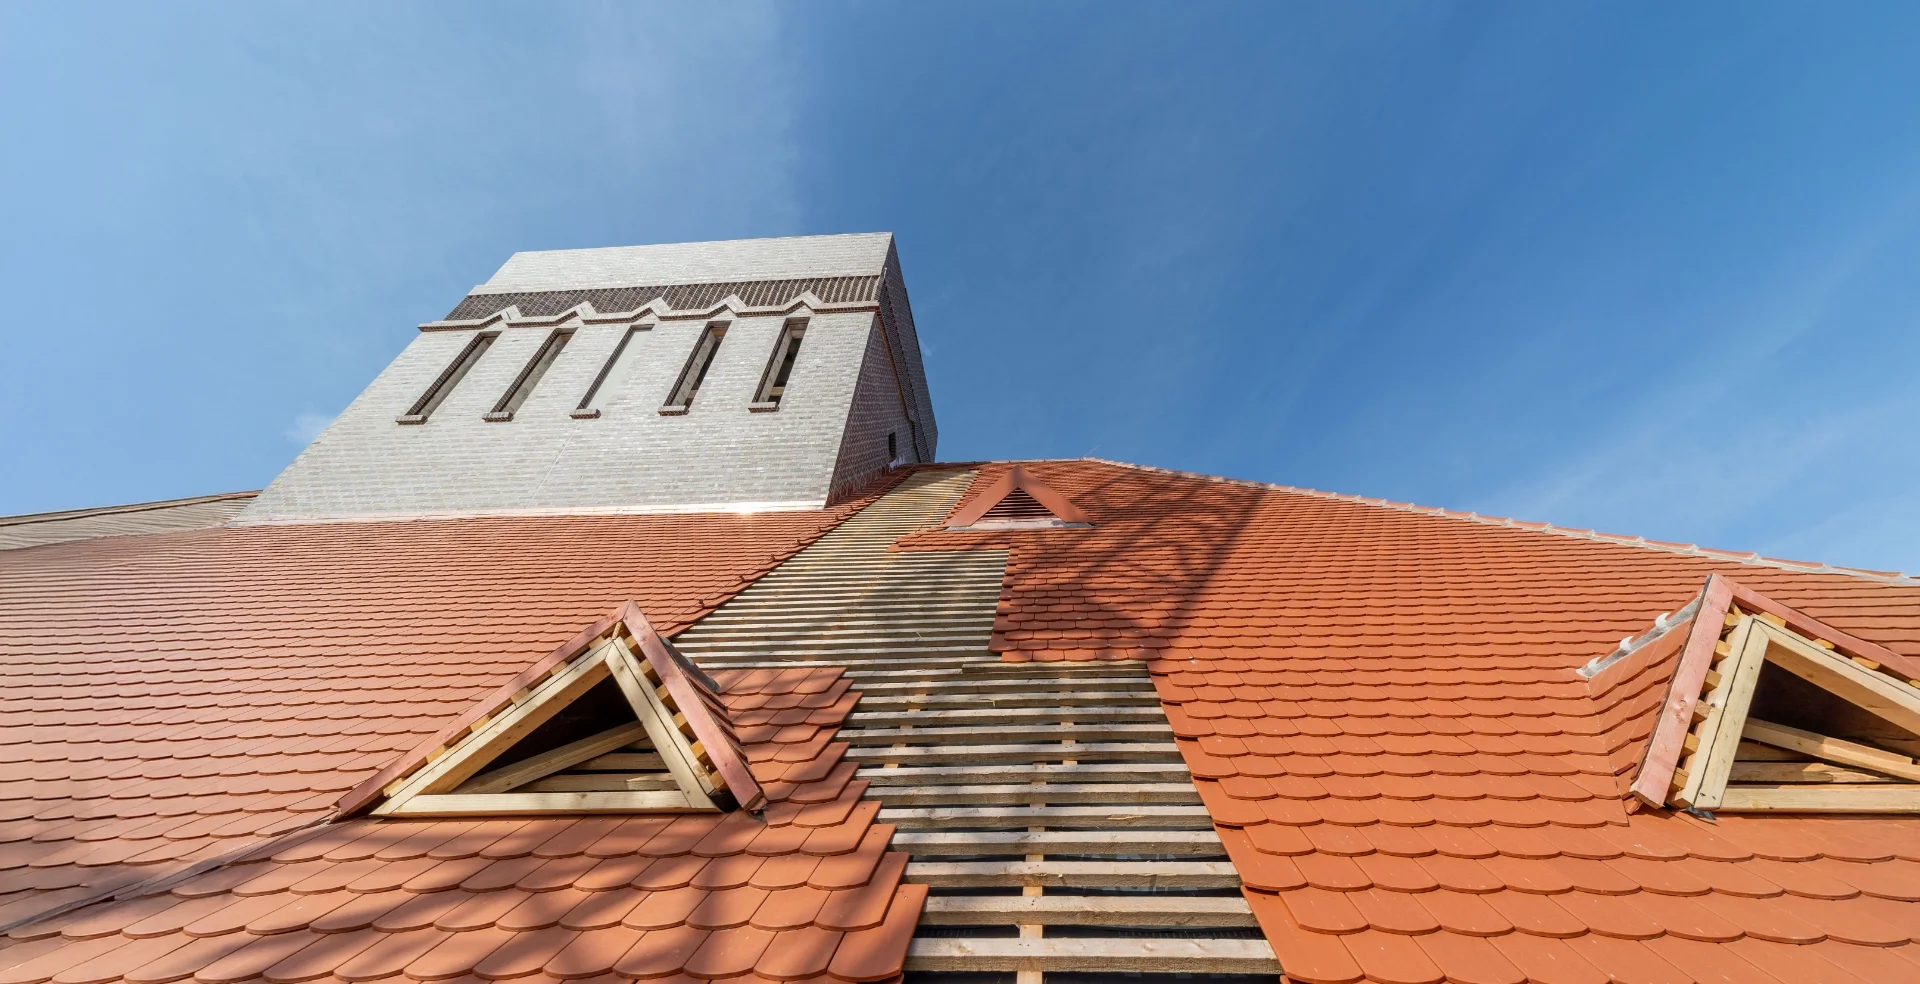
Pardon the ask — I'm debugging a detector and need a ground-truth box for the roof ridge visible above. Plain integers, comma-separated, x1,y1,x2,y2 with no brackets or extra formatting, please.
1078,457,1918,585
0,490,259,528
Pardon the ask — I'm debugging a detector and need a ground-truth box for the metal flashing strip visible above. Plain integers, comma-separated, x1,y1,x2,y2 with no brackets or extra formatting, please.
1578,590,1707,680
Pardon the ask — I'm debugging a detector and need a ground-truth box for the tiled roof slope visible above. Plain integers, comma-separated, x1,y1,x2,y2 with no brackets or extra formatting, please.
0,503,869,932
0,494,257,552
0,664,921,984
903,460,1920,984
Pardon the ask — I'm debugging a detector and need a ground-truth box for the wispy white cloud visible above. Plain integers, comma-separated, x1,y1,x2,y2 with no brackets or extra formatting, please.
1473,181,1920,569
284,412,334,445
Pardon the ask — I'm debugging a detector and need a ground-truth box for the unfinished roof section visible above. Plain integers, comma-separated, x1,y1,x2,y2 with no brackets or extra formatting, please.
363,604,764,817
897,459,1920,983
240,234,935,522
0,491,256,551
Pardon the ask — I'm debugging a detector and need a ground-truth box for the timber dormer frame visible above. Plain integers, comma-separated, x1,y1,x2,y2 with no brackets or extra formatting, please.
339,603,762,818
1633,575,1920,813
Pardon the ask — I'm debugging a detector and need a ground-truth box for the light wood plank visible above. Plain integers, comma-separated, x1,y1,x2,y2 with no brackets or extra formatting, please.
515,772,680,793
880,782,1201,806
1727,762,1893,784
1734,741,1809,761
1693,619,1770,810
384,789,700,815
879,805,1213,830
576,750,667,771
853,706,1163,726
905,938,1277,975
605,637,718,807
1715,784,1920,812
1674,617,1759,808
842,723,1173,745
457,722,647,794
847,741,1182,765
863,763,1190,786
907,860,1241,889
892,830,1223,856
920,895,1256,927
1743,718,1920,781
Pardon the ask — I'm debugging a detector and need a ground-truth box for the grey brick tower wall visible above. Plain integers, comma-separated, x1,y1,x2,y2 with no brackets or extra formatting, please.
240,234,935,522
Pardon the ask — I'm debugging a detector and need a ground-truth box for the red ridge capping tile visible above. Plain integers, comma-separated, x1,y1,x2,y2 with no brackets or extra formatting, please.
623,605,764,812
1722,579,1920,678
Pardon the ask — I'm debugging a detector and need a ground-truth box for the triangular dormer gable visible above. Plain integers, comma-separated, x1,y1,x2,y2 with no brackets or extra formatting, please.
1632,574,1920,813
339,602,761,817
946,464,1090,531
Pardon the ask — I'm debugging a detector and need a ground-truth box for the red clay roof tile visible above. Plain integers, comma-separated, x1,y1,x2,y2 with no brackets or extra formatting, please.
821,884,921,984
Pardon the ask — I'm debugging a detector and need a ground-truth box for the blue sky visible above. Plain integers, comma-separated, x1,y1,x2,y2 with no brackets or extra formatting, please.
4,3,1919,572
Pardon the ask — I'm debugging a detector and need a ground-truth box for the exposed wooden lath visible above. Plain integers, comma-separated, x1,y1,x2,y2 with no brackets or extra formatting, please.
673,468,1278,982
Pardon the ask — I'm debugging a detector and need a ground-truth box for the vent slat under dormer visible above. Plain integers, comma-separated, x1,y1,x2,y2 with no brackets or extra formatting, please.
981,488,1054,522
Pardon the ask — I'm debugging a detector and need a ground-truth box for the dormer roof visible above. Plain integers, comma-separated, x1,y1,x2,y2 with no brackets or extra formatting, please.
945,464,1090,530
343,603,763,818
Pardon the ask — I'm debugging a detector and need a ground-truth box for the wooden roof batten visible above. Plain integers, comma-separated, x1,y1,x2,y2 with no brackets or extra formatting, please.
346,602,763,818
945,464,1091,531
1631,574,1920,814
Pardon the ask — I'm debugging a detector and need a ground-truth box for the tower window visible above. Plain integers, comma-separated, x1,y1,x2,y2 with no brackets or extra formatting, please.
660,323,727,415
888,432,898,461
572,325,649,419
485,328,573,422
750,319,807,411
398,331,496,424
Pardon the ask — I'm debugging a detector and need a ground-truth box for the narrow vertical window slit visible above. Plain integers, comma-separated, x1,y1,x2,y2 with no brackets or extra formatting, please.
573,325,648,419
751,318,807,411
661,323,728,414
398,331,496,424
486,328,574,421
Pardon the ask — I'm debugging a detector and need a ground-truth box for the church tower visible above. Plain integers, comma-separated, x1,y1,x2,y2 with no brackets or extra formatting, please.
241,233,935,521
